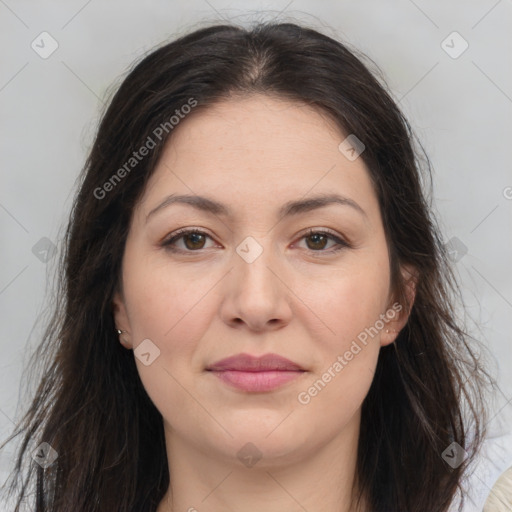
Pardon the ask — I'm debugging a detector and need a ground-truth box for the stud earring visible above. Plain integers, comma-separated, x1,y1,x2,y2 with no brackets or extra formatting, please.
116,329,130,347
385,328,398,334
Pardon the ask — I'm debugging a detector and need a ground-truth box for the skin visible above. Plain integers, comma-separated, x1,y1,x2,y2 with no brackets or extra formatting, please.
113,94,415,512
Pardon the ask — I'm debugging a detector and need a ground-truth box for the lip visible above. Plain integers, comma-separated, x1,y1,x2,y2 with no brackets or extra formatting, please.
206,353,306,392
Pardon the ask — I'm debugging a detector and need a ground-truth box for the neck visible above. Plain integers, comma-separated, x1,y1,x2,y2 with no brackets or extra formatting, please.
156,413,366,512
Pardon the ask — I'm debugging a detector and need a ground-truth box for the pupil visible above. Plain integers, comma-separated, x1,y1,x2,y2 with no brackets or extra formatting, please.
308,234,326,250
186,233,204,249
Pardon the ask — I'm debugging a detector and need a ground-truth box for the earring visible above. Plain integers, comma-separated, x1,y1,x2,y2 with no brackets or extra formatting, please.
116,329,130,347
385,328,398,334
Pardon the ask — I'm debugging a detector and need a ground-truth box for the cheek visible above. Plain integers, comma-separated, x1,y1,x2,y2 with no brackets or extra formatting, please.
295,272,386,431
123,252,213,345
293,252,389,412
298,254,391,350
334,273,389,338
122,259,215,425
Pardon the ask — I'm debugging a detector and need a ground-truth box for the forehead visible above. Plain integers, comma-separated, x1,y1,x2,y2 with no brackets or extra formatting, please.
139,94,380,223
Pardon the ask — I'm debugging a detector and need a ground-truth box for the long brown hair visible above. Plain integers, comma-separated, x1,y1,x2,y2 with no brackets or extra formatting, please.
1,21,489,511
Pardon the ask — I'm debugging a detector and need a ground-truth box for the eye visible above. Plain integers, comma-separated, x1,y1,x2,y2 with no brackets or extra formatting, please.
295,229,350,253
161,228,216,252
161,228,350,254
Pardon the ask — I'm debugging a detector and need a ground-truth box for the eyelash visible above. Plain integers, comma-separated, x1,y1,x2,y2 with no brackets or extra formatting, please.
161,228,351,255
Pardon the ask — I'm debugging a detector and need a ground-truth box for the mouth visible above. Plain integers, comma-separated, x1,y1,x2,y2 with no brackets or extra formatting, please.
206,353,306,392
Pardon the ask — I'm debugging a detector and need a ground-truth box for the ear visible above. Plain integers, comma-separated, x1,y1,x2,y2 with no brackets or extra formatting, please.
112,290,133,349
380,264,418,347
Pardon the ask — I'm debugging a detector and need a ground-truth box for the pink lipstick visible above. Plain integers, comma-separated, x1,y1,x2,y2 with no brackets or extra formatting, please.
207,353,305,392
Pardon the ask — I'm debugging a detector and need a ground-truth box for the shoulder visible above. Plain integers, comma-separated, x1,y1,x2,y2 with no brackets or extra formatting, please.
484,466,512,511
455,411,512,512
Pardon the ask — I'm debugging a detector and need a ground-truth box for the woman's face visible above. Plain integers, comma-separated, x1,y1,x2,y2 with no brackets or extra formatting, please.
113,94,407,466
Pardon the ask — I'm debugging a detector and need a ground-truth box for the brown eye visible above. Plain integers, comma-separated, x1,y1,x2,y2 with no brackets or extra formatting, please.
305,232,329,251
162,228,349,255
182,232,206,250
162,229,214,252
299,229,349,253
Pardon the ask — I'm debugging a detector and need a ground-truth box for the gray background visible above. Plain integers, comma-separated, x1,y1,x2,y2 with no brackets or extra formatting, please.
1,0,511,509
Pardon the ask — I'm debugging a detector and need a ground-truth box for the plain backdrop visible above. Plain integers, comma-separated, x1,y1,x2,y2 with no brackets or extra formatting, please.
1,0,511,509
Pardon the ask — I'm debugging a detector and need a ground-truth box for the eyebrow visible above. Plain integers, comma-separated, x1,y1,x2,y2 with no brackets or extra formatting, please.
146,193,367,222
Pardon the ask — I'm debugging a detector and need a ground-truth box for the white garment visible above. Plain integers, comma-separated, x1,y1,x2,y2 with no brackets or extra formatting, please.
450,405,512,511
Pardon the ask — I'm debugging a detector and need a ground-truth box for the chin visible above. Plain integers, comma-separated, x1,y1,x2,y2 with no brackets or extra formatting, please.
212,418,315,465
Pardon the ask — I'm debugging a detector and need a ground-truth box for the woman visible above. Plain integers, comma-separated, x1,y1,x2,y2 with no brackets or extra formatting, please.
1,21,490,511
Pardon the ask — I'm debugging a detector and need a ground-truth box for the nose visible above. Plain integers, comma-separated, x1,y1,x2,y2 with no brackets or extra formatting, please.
219,241,293,332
